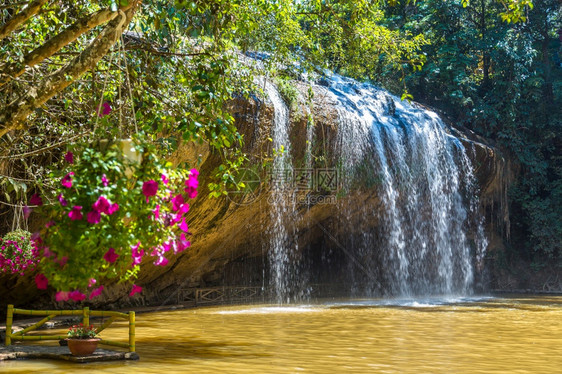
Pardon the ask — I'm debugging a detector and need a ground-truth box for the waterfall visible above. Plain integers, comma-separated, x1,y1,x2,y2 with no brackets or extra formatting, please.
265,80,298,303
327,74,486,296
264,73,487,298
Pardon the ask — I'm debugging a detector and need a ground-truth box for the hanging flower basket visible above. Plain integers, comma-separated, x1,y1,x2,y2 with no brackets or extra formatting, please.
30,134,199,300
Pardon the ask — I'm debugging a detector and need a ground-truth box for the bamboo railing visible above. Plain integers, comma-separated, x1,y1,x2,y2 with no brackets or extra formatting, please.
4,304,135,352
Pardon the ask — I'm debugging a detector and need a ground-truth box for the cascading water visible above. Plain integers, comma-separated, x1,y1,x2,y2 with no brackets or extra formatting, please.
265,80,298,303
325,74,487,296
264,72,487,298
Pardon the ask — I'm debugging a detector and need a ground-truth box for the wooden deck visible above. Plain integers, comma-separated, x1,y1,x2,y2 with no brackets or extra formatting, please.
174,284,346,305
177,286,266,305
0,345,139,362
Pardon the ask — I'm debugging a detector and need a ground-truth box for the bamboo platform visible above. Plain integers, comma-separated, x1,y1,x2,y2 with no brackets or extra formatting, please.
0,345,139,362
3,305,138,363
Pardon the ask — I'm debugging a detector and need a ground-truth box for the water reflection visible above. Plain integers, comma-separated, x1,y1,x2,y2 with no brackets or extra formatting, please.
2,296,562,373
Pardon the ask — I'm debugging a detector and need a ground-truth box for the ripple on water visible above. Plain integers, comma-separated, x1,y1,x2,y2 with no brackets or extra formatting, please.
325,295,495,308
212,305,321,315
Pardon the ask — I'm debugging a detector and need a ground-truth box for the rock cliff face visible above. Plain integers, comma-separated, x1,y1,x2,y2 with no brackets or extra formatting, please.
120,78,509,305
0,78,511,312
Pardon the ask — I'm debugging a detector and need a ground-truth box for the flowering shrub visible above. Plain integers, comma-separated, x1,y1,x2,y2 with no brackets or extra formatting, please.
0,230,39,275
67,323,98,339
31,136,198,300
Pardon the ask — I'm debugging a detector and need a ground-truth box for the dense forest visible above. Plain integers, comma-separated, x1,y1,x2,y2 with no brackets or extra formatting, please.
0,0,560,293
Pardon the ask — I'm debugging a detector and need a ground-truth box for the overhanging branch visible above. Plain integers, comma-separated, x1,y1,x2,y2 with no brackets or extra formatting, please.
0,2,140,139
0,0,48,41
0,9,119,87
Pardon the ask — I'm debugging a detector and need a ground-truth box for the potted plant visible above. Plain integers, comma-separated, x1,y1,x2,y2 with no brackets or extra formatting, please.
30,134,199,300
66,323,100,356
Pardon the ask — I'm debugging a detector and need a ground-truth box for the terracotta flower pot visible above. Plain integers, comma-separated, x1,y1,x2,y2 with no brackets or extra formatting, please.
67,338,101,356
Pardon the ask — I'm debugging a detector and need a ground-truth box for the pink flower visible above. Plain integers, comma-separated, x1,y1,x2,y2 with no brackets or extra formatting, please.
31,231,41,241
30,193,43,206
153,255,168,266
184,180,198,199
129,284,142,296
43,246,53,257
171,194,185,211
170,212,183,224
88,278,97,288
161,174,169,185
87,210,101,224
142,180,158,200
23,206,32,219
35,274,48,290
68,206,83,220
55,291,70,302
98,101,112,117
190,168,199,178
131,242,144,266
101,174,109,187
64,151,74,164
178,203,190,214
161,241,172,253
103,248,119,263
57,256,68,267
153,204,160,220
69,290,86,302
185,177,199,189
45,220,55,228
175,233,191,254
57,194,68,206
107,203,119,215
179,217,189,232
93,196,110,214
89,286,104,300
61,172,74,188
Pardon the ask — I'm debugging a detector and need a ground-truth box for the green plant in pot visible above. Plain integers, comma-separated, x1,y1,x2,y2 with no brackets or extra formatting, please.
31,134,199,301
66,323,100,356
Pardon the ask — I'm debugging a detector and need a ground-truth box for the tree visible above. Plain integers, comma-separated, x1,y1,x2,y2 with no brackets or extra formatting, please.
383,0,561,262
0,1,140,138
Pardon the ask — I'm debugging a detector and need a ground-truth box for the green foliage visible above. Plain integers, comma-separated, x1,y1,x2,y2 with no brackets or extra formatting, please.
67,324,99,339
275,77,299,112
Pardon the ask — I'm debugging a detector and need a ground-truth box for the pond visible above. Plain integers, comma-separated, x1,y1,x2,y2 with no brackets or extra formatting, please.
2,295,562,373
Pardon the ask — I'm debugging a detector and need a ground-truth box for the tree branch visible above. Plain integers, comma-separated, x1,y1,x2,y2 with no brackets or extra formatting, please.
0,2,30,10
0,2,140,139
0,131,90,159
0,0,48,41
0,9,119,87
123,43,210,57
120,31,208,57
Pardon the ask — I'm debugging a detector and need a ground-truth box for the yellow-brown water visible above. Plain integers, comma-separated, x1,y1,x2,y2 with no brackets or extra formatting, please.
2,296,562,373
